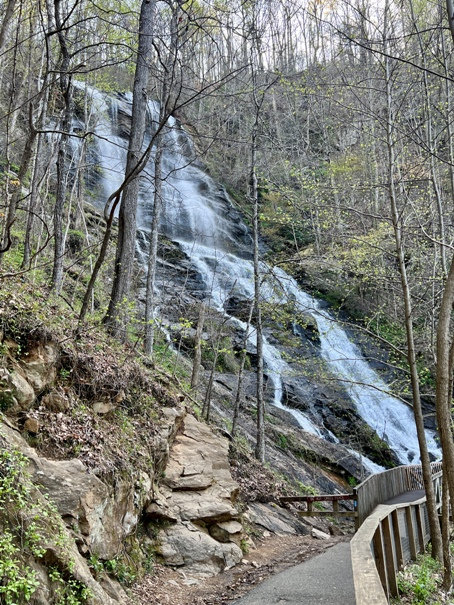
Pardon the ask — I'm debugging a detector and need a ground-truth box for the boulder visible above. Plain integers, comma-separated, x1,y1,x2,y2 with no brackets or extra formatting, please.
157,522,243,576
157,414,239,524
92,401,115,415
41,390,69,412
0,416,151,560
209,520,243,545
0,368,35,410
149,413,243,575
24,417,40,434
246,502,310,536
312,528,330,540
19,342,58,393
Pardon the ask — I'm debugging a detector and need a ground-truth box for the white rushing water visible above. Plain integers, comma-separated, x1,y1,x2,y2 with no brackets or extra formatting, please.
78,85,440,468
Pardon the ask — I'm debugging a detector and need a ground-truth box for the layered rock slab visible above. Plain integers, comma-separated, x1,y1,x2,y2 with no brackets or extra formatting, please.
150,413,243,576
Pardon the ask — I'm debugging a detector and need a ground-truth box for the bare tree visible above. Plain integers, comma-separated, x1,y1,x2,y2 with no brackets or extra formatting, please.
104,0,156,336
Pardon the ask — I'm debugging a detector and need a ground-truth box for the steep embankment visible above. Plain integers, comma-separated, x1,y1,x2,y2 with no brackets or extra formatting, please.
0,278,352,604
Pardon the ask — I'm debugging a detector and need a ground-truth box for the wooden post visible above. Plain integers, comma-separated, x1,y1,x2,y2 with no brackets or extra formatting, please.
373,523,389,597
382,515,399,597
406,506,418,560
415,504,425,553
353,487,359,530
392,509,404,568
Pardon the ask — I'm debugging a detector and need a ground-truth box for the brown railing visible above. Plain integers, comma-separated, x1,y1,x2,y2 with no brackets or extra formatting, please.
351,462,443,604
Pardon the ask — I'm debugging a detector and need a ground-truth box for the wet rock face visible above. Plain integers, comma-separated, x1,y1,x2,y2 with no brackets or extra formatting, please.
147,414,243,576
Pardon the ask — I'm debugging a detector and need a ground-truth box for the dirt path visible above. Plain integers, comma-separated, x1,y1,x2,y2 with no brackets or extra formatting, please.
132,534,349,605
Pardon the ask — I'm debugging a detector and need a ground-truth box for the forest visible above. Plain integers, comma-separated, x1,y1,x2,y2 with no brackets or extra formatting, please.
2,0,454,602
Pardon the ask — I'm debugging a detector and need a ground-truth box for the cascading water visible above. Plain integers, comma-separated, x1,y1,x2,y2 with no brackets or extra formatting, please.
76,84,440,470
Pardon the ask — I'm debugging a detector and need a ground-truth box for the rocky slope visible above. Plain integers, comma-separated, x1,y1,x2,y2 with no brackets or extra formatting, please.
0,273,360,604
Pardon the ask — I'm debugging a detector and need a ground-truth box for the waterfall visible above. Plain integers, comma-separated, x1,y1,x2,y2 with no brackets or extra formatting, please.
76,84,440,470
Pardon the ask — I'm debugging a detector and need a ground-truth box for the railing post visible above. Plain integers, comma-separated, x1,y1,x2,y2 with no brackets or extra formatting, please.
353,487,359,530
415,504,425,553
373,523,389,597
382,515,399,597
391,509,404,568
405,505,417,561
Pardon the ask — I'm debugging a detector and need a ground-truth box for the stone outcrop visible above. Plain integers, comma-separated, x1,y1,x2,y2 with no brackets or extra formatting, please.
0,416,151,560
0,341,58,412
148,413,243,576
246,502,310,536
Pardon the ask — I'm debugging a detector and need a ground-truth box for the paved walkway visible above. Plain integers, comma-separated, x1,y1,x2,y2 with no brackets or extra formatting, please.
233,542,355,605
384,489,425,505
233,489,426,604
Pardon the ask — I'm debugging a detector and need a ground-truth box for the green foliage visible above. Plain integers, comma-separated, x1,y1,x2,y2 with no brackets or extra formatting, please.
104,557,137,586
293,480,317,496
0,389,16,412
0,446,92,604
48,567,92,605
0,531,40,604
201,335,239,374
394,554,441,605
239,538,249,554
276,433,289,449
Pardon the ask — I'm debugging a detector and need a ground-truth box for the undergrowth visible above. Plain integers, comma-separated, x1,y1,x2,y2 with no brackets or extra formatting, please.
393,553,443,605
0,444,92,604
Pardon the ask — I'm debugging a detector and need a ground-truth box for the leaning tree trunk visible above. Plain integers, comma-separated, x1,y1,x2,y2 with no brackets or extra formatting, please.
0,106,39,261
104,0,156,337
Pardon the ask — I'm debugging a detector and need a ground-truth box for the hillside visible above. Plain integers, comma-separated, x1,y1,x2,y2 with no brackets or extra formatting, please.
1,0,454,602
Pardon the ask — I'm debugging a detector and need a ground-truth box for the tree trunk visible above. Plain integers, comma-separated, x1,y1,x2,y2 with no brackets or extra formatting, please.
104,0,155,336
190,302,206,396
232,301,254,439
252,114,265,463
0,106,38,261
384,31,442,561
51,0,72,293
144,0,178,354
144,132,163,355
435,255,454,557
0,0,16,56
22,87,50,269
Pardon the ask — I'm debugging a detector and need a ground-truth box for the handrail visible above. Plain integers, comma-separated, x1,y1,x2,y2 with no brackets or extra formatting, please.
351,463,443,604
354,461,442,526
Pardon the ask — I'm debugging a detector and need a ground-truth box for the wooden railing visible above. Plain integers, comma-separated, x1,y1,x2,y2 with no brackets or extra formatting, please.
280,493,356,519
351,462,443,604
354,461,442,527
